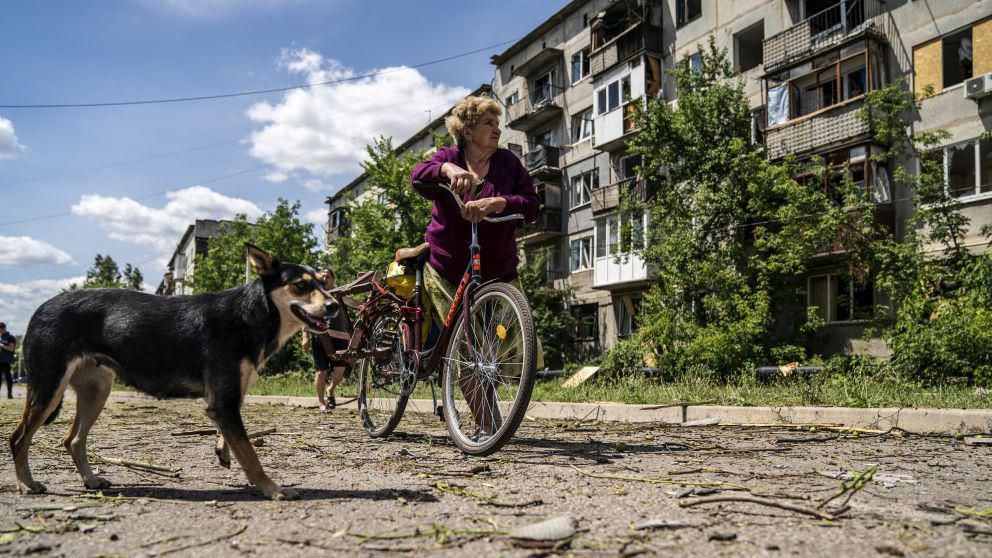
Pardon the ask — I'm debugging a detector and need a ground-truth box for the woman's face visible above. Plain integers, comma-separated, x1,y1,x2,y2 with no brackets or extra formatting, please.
466,112,501,150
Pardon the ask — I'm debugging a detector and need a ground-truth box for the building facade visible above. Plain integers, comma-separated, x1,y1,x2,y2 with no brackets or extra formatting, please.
490,0,992,357
327,0,992,358
155,219,223,296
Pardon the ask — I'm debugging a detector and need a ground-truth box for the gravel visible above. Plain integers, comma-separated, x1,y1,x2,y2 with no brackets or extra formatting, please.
2,398,991,557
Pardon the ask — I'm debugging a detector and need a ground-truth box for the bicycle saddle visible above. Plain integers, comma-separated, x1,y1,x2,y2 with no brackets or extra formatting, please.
394,242,431,268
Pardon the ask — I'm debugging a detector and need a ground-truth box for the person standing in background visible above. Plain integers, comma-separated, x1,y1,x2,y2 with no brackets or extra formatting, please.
0,322,16,399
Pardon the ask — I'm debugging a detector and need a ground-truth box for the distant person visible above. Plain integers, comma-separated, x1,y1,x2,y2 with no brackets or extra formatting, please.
0,322,16,399
301,269,349,412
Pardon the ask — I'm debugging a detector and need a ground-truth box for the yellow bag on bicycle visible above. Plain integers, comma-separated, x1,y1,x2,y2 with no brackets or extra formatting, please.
385,261,416,300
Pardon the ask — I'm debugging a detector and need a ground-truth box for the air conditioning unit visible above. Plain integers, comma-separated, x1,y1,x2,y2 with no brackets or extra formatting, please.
964,72,992,100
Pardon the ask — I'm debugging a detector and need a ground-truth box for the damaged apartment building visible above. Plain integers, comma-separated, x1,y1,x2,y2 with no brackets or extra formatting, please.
327,0,992,358
487,0,992,357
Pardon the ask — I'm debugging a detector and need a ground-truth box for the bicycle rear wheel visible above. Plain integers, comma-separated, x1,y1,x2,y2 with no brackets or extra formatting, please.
441,282,536,455
357,304,411,437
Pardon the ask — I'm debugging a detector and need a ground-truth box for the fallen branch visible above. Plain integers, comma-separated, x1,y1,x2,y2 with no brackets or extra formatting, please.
678,495,836,521
246,427,277,438
569,465,749,491
157,524,247,556
97,456,180,476
170,429,217,437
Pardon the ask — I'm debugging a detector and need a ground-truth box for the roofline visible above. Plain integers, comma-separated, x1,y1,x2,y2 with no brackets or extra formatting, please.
490,0,589,66
325,83,493,206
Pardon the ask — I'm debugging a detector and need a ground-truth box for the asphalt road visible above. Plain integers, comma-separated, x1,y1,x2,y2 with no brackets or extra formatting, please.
1,397,991,557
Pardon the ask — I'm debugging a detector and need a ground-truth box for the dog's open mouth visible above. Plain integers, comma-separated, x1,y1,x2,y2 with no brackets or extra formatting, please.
291,304,330,332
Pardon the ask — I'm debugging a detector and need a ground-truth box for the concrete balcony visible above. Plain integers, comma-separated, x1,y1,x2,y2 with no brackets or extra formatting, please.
765,101,871,160
590,21,663,77
763,0,887,74
517,209,563,245
524,144,561,180
511,47,563,78
506,84,564,133
590,177,650,215
593,252,651,290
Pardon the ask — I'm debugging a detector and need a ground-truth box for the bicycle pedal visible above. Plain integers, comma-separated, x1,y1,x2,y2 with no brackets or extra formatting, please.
435,405,444,422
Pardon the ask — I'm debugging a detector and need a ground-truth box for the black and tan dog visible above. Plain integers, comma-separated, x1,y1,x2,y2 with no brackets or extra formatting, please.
9,245,337,500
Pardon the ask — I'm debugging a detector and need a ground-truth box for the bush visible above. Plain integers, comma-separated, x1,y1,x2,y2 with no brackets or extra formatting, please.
599,338,645,379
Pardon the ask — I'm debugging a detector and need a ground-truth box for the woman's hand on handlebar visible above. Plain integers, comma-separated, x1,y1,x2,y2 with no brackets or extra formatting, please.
441,162,478,196
461,197,507,223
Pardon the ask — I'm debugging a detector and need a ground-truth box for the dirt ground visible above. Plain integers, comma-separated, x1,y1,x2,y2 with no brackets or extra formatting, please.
1,397,991,557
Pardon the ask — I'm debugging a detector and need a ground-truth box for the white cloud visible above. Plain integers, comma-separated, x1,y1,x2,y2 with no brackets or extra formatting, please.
245,48,469,183
305,207,327,225
0,116,26,160
0,276,85,335
0,237,74,269
71,186,263,253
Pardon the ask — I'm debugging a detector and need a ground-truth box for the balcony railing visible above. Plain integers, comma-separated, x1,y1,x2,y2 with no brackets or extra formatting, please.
506,84,564,131
525,144,560,173
590,21,663,77
518,209,563,243
765,101,871,160
763,0,885,73
590,177,651,214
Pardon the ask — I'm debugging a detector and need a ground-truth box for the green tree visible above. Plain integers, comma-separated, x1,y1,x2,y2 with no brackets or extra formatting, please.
518,248,575,369
191,199,320,376
68,254,144,290
858,82,992,384
620,37,846,378
191,199,319,294
324,136,434,280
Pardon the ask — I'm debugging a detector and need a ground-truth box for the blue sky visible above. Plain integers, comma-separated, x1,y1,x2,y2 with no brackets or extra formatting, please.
0,0,565,333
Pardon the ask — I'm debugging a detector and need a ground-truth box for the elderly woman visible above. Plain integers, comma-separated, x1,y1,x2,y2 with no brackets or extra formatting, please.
410,95,540,298
410,96,543,435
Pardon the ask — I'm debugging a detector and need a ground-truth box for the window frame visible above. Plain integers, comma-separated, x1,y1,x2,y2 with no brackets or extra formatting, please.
571,303,598,340
571,107,594,143
806,273,874,324
941,135,992,200
569,236,594,272
570,168,598,208
571,48,591,84
675,0,702,28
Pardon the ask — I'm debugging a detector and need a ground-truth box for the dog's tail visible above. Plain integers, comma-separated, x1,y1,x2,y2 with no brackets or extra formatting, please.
44,397,64,426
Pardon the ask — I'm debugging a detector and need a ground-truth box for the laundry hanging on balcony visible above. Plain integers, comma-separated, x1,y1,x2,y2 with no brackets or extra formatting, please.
767,83,790,127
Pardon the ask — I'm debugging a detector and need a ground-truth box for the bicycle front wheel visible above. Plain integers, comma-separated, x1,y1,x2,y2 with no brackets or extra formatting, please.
441,281,536,455
357,304,411,438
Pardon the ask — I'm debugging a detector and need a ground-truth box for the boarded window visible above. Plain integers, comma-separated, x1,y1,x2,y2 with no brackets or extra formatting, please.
975,18,992,75
913,39,942,98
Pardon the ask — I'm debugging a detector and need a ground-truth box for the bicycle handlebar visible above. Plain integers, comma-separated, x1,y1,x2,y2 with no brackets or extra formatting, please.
412,180,525,224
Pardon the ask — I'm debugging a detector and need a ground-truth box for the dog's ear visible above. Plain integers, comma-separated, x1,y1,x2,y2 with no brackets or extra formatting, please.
246,244,279,277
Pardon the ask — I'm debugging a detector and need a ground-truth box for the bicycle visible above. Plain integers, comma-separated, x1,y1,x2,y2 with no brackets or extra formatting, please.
328,182,537,456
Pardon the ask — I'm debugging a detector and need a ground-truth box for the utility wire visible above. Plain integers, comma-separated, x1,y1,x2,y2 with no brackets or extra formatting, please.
0,94,449,190
0,98,453,228
0,38,517,109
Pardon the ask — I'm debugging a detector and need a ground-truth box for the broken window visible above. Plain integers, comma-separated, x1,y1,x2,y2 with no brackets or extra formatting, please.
808,273,873,323
676,0,701,27
734,21,764,72
572,304,598,340
942,28,973,89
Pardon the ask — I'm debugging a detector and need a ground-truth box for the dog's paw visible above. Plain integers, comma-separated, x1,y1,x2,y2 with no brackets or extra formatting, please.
84,476,112,490
266,486,299,501
17,480,47,494
215,450,231,469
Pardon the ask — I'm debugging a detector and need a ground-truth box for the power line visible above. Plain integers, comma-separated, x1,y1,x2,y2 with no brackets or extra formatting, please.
0,95,449,191
0,38,517,109
0,98,454,228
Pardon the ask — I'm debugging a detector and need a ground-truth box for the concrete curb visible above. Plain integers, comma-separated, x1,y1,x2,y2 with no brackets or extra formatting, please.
7,388,990,436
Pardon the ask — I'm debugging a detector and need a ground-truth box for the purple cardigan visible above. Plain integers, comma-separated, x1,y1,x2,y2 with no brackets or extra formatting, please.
410,146,540,284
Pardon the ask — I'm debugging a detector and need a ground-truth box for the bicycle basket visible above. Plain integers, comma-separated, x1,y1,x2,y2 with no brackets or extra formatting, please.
385,261,415,300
